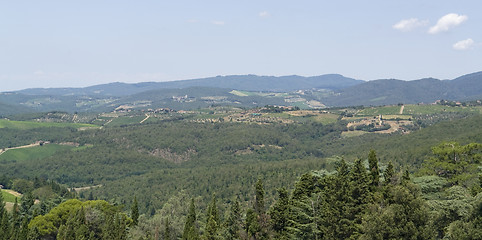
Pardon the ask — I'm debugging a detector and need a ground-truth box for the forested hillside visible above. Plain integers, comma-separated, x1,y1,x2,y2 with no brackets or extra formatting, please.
1,143,480,239
0,102,480,239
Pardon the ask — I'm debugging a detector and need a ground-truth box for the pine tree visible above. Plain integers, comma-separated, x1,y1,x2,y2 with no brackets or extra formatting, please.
132,196,139,226
368,149,380,187
182,198,199,240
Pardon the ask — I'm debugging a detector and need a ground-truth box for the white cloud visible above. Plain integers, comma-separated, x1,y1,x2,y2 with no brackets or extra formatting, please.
453,38,474,50
259,11,270,18
33,70,44,75
429,13,468,34
211,21,225,26
392,18,428,32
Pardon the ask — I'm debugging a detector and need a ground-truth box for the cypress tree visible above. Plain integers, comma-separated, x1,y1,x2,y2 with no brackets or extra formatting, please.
205,194,219,240
402,169,411,184
20,192,35,221
0,190,4,217
368,149,380,187
1,210,10,240
206,194,219,226
270,188,290,237
131,197,139,226
351,158,371,205
245,208,259,239
182,198,199,240
163,217,171,240
19,218,30,240
224,199,241,240
254,179,265,215
384,161,395,185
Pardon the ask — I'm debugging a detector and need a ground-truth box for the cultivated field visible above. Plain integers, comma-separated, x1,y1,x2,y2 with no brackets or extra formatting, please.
0,119,98,130
0,144,75,162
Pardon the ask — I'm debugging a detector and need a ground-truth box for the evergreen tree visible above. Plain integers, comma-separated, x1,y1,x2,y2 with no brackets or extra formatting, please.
319,159,356,239
132,196,140,226
383,162,395,185
402,169,411,184
19,218,30,240
27,226,40,240
204,194,220,240
368,149,380,187
182,198,199,240
245,208,259,239
350,158,372,206
10,198,20,237
0,190,4,218
163,217,171,240
224,199,241,240
20,192,35,221
1,210,10,240
254,179,265,215
102,213,116,240
270,188,290,238
287,194,321,240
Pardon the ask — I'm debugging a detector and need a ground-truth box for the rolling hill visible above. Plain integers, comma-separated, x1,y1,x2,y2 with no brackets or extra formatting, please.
16,74,362,96
324,71,482,106
0,72,481,115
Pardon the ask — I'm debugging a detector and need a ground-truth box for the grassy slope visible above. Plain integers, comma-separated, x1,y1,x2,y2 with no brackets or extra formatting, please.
1,189,18,203
0,144,74,162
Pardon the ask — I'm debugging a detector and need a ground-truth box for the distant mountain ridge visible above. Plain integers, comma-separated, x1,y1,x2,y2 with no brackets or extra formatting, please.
324,71,482,106
16,74,363,96
1,71,481,115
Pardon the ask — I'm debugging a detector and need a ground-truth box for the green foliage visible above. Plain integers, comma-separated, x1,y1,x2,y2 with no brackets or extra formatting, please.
383,161,395,185
223,199,241,240
0,144,75,163
254,179,265,215
204,194,220,240
0,119,97,130
368,149,380,187
131,196,139,226
1,190,17,203
182,198,199,240
421,142,481,186
269,188,289,238
29,199,129,239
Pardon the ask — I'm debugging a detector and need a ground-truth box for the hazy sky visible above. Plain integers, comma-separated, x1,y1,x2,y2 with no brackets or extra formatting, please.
1,0,481,91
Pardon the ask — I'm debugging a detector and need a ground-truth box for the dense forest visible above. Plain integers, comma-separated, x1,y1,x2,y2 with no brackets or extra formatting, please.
1,144,480,239
0,103,481,239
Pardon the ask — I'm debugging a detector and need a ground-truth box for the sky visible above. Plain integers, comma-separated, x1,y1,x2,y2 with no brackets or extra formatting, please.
1,0,481,91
